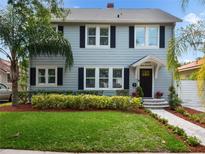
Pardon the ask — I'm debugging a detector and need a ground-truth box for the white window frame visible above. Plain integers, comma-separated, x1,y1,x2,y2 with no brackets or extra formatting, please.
36,66,57,87
85,25,110,48
84,67,124,90
135,25,159,49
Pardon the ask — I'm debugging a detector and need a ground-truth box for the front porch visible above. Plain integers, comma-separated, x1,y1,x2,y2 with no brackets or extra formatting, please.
130,55,166,98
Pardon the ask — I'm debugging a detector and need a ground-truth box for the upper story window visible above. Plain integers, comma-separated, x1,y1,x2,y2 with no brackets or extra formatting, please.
135,25,159,48
86,25,110,48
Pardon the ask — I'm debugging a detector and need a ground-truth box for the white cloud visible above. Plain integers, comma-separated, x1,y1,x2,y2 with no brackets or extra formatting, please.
183,13,202,24
73,6,80,8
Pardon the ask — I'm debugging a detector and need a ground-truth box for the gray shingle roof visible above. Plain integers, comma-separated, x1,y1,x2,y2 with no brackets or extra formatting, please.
52,8,182,24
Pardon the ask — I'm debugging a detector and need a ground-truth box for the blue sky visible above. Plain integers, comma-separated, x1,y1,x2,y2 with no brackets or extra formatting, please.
0,0,204,62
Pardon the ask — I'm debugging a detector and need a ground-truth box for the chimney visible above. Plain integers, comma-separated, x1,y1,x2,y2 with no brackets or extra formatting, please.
107,3,114,8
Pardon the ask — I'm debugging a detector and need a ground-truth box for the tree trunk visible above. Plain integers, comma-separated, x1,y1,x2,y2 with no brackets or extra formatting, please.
10,58,19,105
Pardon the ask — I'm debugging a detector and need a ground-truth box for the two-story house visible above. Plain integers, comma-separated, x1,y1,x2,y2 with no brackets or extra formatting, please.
29,4,181,99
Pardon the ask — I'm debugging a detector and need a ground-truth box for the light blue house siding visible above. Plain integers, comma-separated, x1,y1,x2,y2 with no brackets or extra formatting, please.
30,24,174,98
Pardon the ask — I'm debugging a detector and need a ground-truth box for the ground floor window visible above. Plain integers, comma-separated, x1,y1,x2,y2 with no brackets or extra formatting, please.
84,67,124,90
37,67,57,86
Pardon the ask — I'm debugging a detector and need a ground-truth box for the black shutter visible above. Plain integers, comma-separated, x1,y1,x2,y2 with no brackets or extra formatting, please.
57,67,63,86
58,25,64,34
129,26,134,48
30,68,36,86
80,26,85,48
110,26,116,48
124,68,129,89
78,67,84,90
160,26,165,48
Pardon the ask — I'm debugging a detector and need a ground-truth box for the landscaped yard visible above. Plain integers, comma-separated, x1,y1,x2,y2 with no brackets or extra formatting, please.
0,111,188,152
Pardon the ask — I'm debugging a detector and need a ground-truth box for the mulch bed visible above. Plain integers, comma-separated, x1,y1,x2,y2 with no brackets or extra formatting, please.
0,103,146,114
165,107,205,129
1,104,205,152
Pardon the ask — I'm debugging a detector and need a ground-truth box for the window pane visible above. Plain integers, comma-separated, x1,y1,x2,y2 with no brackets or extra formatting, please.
100,69,109,77
38,69,45,76
148,27,158,46
86,69,95,77
86,79,95,88
99,79,109,88
100,28,108,36
48,69,55,76
48,77,55,83
135,27,145,47
88,37,96,45
113,78,122,88
113,69,122,78
88,28,96,35
39,77,45,84
100,37,108,45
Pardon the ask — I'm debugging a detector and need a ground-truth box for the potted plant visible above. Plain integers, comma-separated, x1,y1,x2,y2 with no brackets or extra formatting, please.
155,91,163,99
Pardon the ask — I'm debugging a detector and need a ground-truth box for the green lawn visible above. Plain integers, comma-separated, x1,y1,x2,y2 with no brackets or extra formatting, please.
0,111,188,152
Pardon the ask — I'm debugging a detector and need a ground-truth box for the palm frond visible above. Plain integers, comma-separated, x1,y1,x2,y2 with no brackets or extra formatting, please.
26,24,73,69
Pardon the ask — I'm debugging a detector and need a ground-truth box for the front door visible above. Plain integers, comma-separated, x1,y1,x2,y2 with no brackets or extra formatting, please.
140,69,152,97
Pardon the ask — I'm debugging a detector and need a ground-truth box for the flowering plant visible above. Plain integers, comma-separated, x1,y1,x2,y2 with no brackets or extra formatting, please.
155,91,163,98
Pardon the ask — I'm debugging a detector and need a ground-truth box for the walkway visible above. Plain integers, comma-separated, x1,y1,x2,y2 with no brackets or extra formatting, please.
151,109,205,146
0,149,203,154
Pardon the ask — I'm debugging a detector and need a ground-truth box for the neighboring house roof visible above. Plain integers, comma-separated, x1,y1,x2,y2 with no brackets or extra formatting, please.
52,8,182,24
0,58,10,73
178,59,204,72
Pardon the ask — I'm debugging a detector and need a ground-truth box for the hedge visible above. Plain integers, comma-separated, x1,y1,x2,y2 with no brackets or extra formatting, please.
32,94,142,111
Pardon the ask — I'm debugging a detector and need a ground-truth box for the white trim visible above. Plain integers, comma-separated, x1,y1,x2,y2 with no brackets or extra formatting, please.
84,67,124,90
36,66,57,87
134,25,159,49
138,66,154,98
131,55,165,67
85,24,110,49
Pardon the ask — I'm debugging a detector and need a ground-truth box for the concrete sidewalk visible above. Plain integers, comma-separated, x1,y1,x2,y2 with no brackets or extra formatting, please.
0,149,203,154
151,109,205,146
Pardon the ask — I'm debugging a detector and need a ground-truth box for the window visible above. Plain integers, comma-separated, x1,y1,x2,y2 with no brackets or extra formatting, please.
87,27,96,45
7,74,11,83
113,69,123,88
148,27,158,46
86,68,95,88
38,69,46,84
135,27,145,47
99,68,109,88
135,25,159,48
100,28,109,46
48,69,56,84
37,67,56,86
86,25,110,48
85,67,123,90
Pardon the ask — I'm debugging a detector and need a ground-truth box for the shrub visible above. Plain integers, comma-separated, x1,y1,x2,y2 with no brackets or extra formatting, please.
32,94,142,111
136,86,144,97
172,126,186,137
187,136,201,147
168,86,182,110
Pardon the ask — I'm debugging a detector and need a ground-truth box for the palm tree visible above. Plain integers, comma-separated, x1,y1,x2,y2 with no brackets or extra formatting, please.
0,0,73,104
167,1,205,97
